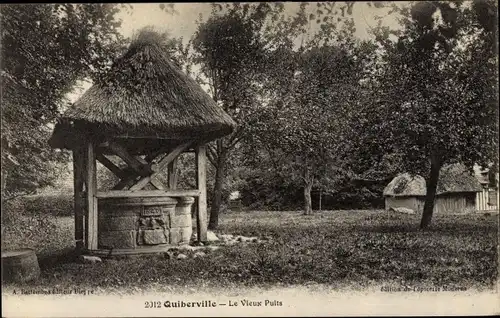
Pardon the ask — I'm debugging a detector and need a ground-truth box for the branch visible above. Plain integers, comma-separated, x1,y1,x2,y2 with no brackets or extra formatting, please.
301,166,313,185
217,138,233,160
2,191,35,202
206,143,217,166
227,126,245,150
262,142,281,174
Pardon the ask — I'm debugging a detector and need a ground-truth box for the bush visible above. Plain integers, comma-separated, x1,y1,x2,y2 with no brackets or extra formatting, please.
239,175,387,211
1,196,67,254
22,194,73,217
2,197,27,225
1,193,73,251
317,182,386,210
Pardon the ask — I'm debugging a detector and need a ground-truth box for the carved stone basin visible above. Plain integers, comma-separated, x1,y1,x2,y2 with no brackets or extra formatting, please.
97,196,195,253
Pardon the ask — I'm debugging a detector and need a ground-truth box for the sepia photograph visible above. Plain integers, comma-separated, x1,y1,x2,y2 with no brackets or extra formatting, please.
1,1,498,317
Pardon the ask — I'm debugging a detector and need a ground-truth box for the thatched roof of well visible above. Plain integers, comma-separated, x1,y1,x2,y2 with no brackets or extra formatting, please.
383,164,483,197
49,30,236,149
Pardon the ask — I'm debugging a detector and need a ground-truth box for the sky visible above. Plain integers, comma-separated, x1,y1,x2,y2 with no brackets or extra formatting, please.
68,2,404,102
116,2,400,41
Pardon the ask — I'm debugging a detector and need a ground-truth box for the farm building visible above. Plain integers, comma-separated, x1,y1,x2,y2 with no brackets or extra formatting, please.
473,164,499,212
383,164,482,214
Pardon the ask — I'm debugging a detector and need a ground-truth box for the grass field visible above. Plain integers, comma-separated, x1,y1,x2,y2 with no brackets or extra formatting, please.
2,209,498,294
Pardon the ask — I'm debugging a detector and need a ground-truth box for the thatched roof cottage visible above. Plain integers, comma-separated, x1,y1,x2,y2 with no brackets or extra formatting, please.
383,164,482,214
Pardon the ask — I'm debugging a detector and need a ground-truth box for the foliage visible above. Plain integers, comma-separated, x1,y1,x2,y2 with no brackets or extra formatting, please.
22,194,73,217
0,4,124,196
248,3,378,214
1,196,72,255
362,0,498,227
187,3,278,228
370,0,498,173
237,166,303,210
238,168,386,211
2,210,497,292
2,194,74,222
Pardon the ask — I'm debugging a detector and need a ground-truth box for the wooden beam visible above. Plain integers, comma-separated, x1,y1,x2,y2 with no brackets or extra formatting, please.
96,152,127,179
196,145,208,242
96,189,200,198
130,142,192,191
112,176,138,190
150,178,166,190
100,146,164,190
168,158,178,189
107,141,152,177
145,147,169,163
72,147,85,250
85,142,98,250
112,162,156,190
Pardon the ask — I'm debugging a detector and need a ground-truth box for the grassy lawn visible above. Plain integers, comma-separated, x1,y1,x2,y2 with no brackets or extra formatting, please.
2,209,498,294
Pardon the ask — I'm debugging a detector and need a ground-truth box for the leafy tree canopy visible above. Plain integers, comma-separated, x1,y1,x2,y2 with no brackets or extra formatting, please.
1,4,124,195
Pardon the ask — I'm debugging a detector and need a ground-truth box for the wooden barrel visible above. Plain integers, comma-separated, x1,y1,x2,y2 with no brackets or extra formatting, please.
1,249,40,283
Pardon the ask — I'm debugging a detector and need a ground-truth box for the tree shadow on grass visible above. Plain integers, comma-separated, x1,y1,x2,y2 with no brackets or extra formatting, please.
37,247,80,270
356,223,421,233
355,213,497,234
357,223,498,235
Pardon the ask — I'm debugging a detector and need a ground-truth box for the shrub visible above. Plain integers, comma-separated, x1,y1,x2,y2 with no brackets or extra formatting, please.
1,193,73,252
239,175,386,211
1,196,66,254
2,197,27,226
22,194,73,217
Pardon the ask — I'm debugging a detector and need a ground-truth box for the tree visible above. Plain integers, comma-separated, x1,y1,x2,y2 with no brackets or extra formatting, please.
366,0,498,228
1,4,125,196
188,3,278,229
252,3,378,215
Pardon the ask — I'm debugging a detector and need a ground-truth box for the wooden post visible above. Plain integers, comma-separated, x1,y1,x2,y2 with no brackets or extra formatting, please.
168,158,178,189
85,142,98,250
195,145,208,242
72,147,85,250
497,173,499,210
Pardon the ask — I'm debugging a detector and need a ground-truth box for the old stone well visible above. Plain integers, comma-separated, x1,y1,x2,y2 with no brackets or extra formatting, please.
98,195,196,250
48,30,236,256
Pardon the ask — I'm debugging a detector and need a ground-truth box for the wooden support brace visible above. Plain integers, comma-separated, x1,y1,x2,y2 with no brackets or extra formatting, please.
145,147,169,163
150,178,166,190
96,152,127,180
111,156,166,190
107,141,152,177
113,176,139,190
168,158,178,189
195,145,208,242
130,142,192,191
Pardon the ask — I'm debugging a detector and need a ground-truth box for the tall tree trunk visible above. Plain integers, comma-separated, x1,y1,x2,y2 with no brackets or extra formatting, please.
420,155,442,229
304,182,313,215
318,189,322,212
209,150,227,230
